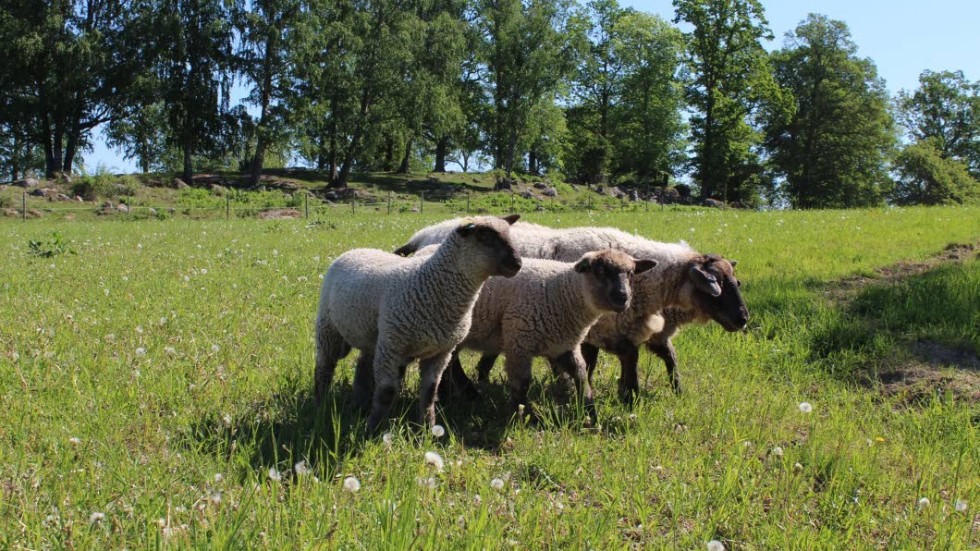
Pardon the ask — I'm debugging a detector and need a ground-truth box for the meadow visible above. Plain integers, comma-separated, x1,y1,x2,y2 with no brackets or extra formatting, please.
0,205,978,549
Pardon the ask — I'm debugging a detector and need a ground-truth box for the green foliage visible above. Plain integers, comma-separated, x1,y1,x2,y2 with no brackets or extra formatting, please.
762,14,896,208
674,0,778,204
897,70,980,179
892,138,980,205
27,231,72,257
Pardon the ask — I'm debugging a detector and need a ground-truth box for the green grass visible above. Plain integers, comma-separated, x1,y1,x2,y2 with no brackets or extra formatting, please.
0,206,978,548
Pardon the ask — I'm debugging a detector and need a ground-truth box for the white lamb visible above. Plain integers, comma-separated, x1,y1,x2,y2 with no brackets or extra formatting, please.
420,247,657,418
314,215,522,432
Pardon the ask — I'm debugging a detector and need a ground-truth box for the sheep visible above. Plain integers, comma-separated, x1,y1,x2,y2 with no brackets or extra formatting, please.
400,219,748,401
314,214,522,432
421,247,657,419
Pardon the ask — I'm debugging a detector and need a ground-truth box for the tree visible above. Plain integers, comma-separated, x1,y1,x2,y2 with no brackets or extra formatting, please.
892,138,978,205
236,0,301,185
674,0,777,204
0,0,141,177
761,14,895,208
476,0,581,178
897,70,980,178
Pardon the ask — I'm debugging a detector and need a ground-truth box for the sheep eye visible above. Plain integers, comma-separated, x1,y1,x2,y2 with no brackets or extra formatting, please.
736,280,742,288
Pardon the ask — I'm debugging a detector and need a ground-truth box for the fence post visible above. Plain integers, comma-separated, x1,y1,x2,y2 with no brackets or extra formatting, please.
351,196,355,215
22,192,27,221
466,191,470,214
420,192,424,214
388,191,392,215
305,192,309,219
511,192,515,213
225,195,230,219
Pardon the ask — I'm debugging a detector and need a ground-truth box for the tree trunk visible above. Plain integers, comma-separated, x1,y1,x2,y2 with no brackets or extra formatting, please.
434,136,449,172
383,138,395,171
528,149,538,175
63,123,80,174
183,130,194,184
328,97,339,181
397,137,411,173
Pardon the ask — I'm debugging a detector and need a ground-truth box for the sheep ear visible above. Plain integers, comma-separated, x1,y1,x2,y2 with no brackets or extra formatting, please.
634,259,658,273
689,264,722,297
574,256,592,273
456,223,477,237
730,259,738,268
502,214,520,225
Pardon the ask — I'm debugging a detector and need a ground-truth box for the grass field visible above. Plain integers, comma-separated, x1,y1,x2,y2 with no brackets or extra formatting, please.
1,205,978,549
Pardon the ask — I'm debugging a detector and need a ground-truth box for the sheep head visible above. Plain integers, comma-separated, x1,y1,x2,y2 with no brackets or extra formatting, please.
575,249,658,313
454,215,522,278
685,255,748,331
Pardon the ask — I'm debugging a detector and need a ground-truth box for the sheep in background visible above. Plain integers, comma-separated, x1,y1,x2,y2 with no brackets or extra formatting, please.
315,215,522,432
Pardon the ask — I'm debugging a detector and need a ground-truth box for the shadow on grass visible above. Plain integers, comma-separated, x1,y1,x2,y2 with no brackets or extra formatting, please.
808,256,979,403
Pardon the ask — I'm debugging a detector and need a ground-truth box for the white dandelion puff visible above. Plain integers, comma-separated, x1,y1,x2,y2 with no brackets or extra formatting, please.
798,402,813,413
343,476,361,493
164,346,177,356
69,437,82,446
707,540,725,551
431,424,445,438
294,460,312,476
382,432,394,446
955,499,968,512
214,473,224,483
135,347,146,357
417,476,437,489
89,512,105,524
917,497,930,510
211,344,220,353
771,446,784,457
268,467,282,482
490,478,505,491
424,451,444,472
474,494,482,505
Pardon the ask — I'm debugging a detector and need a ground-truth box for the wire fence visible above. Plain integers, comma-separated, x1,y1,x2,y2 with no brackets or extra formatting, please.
4,188,676,221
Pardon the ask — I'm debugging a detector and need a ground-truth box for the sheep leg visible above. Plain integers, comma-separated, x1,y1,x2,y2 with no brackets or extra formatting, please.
581,342,600,383
647,338,681,394
475,353,499,383
553,349,596,422
314,321,351,404
614,344,641,405
417,352,452,428
366,346,408,434
437,353,481,401
351,351,375,412
504,353,534,419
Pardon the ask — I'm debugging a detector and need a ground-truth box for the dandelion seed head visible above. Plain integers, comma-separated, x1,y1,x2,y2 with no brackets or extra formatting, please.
135,347,146,357
707,540,725,551
490,477,505,491
798,402,813,413
955,499,967,512
917,497,930,509
431,424,445,438
382,432,394,446
294,460,312,476
211,344,220,353
268,467,282,482
424,451,444,472
417,476,437,489
69,437,82,446
164,346,177,356
89,512,105,524
343,476,361,493
771,446,784,457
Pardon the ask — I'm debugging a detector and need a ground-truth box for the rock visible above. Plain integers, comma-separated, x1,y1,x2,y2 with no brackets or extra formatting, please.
704,198,725,208
74,196,84,202
273,180,299,192
2,208,18,217
323,190,338,202
116,203,129,213
54,172,72,185
258,208,302,220
102,201,114,209
520,190,534,199
0,185,6,193
533,182,548,190
542,187,558,197
55,194,72,202
209,184,227,196
27,209,43,218
172,178,189,189
149,208,158,216
63,214,75,221
629,189,640,202
494,178,513,191
660,187,680,204
13,177,40,188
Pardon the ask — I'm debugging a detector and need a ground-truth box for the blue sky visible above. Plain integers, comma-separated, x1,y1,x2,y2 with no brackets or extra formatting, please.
86,0,980,173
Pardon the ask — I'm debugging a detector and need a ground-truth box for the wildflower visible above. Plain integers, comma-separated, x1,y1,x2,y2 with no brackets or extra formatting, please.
473,494,482,505
135,347,146,357
214,473,224,483
917,497,930,510
490,478,505,491
875,437,885,443
424,451,444,472
955,499,968,513
793,462,803,473
707,540,725,551
268,467,282,482
294,460,312,476
771,446,784,457
164,346,177,356
89,512,105,524
431,425,445,438
69,436,82,446
343,476,361,493
382,432,394,446
798,402,813,413
417,476,437,489
200,268,207,274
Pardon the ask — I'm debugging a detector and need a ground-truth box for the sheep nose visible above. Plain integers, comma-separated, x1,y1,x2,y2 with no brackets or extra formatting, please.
611,289,629,306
